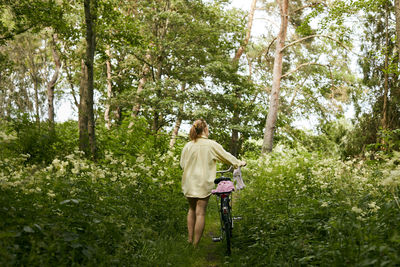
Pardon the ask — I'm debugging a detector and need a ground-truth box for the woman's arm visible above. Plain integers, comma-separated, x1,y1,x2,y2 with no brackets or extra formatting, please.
211,141,246,168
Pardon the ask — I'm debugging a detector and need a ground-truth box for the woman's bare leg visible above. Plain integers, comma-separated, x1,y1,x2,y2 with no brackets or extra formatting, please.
187,198,197,244
193,196,210,247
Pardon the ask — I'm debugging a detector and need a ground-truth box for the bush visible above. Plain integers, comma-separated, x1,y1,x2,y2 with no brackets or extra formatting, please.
0,118,188,266
231,145,400,266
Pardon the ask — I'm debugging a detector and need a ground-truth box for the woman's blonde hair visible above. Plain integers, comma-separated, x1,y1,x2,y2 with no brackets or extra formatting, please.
189,119,207,141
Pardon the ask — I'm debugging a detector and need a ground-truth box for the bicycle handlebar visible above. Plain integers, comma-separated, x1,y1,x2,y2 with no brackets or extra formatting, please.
216,166,233,173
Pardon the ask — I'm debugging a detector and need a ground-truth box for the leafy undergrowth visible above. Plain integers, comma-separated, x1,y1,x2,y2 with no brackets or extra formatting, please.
1,120,400,266
232,146,400,266
0,146,187,266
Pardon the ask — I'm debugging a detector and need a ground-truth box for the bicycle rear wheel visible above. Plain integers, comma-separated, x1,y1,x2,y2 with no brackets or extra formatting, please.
221,197,232,255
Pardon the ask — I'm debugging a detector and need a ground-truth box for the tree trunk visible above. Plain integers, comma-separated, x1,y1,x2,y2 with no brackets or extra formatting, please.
230,0,257,156
261,0,289,154
105,46,112,130
47,34,61,127
382,2,389,131
79,0,97,159
128,52,151,129
169,115,182,149
233,0,257,63
134,52,151,117
169,84,186,149
395,0,400,61
33,76,40,125
79,59,89,153
152,62,163,132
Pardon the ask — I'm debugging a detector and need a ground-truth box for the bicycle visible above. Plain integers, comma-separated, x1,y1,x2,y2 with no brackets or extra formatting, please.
211,166,243,255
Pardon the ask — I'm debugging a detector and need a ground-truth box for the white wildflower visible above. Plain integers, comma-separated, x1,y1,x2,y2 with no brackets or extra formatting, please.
368,202,380,212
136,155,145,163
65,154,75,160
52,158,61,167
381,176,399,187
352,206,363,213
47,190,56,198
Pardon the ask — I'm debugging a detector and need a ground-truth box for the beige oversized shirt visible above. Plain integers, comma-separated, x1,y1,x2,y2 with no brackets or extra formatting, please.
180,136,245,198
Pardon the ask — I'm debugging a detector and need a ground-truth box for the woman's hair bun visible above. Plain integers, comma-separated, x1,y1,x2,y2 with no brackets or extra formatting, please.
189,119,207,141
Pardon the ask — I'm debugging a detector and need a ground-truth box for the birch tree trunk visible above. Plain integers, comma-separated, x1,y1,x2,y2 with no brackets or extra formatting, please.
169,114,182,149
105,46,112,130
79,0,97,159
128,52,151,129
47,34,61,127
261,0,289,154
169,83,186,149
28,56,41,125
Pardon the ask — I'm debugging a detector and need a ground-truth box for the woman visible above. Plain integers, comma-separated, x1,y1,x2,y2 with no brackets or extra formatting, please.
180,119,246,247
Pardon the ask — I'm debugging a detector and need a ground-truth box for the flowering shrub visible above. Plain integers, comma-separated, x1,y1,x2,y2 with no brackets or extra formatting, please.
2,117,400,265
0,143,186,266
232,145,400,266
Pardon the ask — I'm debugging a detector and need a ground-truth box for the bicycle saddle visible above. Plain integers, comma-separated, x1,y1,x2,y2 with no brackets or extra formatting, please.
214,177,231,184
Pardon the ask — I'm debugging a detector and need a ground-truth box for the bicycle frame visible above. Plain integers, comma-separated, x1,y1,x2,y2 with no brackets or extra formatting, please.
212,167,235,255
213,190,233,255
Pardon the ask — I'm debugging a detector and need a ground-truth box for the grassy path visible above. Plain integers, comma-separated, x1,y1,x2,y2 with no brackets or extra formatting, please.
156,197,247,266
181,201,233,267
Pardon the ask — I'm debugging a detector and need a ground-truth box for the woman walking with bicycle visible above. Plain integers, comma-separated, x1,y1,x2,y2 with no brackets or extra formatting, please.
180,119,246,247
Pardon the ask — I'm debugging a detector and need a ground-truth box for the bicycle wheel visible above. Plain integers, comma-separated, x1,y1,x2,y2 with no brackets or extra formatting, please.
221,197,232,255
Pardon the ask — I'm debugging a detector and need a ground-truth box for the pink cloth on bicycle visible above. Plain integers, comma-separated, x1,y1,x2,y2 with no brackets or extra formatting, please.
212,180,235,194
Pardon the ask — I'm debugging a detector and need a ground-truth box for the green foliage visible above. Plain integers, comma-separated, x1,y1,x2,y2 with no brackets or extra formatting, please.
230,146,400,266
97,116,171,160
0,120,187,266
2,117,400,265
0,117,79,164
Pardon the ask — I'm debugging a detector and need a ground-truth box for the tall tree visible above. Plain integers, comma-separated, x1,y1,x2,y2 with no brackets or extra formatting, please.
104,46,112,129
47,34,61,127
358,0,400,145
395,0,400,61
230,0,257,156
261,0,289,154
259,0,356,154
79,0,97,158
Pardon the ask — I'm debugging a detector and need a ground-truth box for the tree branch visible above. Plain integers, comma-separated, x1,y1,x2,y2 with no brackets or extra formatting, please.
0,26,33,41
281,62,325,78
65,63,79,108
281,34,355,54
265,37,277,57
291,2,326,14
233,0,257,62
